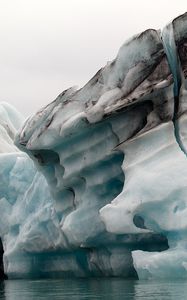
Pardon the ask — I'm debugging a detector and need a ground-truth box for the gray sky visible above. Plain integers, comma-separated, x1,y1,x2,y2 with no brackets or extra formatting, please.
0,0,187,117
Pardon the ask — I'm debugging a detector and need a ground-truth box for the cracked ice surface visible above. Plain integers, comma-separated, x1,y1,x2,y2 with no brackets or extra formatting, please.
1,13,187,279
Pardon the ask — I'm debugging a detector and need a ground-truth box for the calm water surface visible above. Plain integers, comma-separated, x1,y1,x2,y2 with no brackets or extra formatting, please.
0,278,186,300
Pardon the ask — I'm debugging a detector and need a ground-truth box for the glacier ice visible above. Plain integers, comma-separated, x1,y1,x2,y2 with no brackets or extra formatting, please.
1,12,187,279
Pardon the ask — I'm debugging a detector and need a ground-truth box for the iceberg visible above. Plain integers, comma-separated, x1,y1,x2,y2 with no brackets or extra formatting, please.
1,12,187,279
0,103,57,278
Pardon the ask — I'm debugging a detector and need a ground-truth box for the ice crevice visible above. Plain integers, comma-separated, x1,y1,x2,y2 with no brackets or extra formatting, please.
162,19,186,156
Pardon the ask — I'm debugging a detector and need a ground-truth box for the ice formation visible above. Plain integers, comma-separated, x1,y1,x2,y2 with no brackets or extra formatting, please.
1,12,187,279
0,103,56,278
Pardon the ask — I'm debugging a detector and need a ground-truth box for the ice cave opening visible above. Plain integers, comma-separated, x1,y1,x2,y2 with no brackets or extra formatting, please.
0,239,6,279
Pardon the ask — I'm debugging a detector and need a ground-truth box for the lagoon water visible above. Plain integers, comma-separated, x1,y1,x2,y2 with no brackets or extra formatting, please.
0,278,186,300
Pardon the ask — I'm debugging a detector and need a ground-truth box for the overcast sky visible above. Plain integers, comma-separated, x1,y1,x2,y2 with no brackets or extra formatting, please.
0,0,187,116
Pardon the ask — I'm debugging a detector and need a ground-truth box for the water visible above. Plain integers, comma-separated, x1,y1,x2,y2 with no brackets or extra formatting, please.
0,278,187,300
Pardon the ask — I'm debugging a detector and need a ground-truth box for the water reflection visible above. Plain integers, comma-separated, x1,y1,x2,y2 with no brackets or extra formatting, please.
0,278,187,300
0,282,5,300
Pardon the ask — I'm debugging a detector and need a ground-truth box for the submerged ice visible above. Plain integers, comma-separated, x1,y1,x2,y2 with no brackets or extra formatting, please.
1,12,187,279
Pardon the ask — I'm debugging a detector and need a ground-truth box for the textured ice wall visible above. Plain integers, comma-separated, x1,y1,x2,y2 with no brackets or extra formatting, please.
0,103,58,278
131,13,187,279
1,12,187,279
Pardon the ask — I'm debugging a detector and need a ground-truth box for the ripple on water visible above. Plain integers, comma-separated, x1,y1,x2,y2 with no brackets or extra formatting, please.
0,278,187,300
